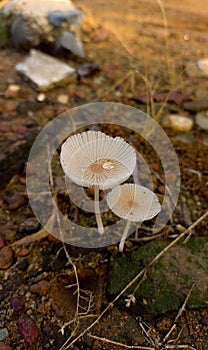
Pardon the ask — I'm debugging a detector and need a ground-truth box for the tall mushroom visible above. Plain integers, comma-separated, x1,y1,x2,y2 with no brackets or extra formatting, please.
106,183,161,251
60,130,136,234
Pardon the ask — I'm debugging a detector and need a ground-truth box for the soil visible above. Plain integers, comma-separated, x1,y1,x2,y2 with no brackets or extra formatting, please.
0,1,208,349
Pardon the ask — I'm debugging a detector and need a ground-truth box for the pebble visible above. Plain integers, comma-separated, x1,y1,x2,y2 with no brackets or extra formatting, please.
77,62,100,77
4,193,25,211
0,247,13,269
183,100,208,113
30,280,50,296
16,259,29,272
195,111,208,130
4,84,20,98
11,297,24,312
0,329,8,342
36,93,46,102
200,317,208,326
18,218,40,234
57,94,69,105
186,59,208,78
18,318,39,343
16,247,30,257
162,114,193,132
0,342,11,350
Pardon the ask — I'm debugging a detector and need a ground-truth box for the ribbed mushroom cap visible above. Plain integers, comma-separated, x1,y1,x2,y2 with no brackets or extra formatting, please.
60,131,136,190
106,184,161,222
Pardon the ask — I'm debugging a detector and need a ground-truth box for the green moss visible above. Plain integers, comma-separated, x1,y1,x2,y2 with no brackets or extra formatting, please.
107,237,208,316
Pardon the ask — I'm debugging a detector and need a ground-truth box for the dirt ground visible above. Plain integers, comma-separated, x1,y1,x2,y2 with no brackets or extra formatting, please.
0,0,208,349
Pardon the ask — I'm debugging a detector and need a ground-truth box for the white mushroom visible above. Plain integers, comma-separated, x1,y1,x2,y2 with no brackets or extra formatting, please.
106,183,161,251
60,130,136,234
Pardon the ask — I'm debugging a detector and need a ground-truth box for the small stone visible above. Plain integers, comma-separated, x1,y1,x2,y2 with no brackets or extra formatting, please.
162,114,193,132
0,329,8,342
186,59,208,78
0,247,13,269
57,94,69,105
4,84,20,98
36,93,46,102
200,317,208,326
30,280,50,296
16,259,29,271
4,193,25,211
18,218,40,234
0,342,11,350
183,100,208,113
195,111,208,130
16,247,30,257
16,49,76,92
11,297,24,312
18,318,39,343
77,62,100,77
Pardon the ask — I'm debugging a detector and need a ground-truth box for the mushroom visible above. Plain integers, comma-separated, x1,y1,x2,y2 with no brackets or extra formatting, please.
60,130,136,234
106,183,161,251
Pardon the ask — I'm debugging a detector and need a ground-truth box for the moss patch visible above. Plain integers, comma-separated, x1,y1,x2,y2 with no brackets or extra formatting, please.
107,237,208,315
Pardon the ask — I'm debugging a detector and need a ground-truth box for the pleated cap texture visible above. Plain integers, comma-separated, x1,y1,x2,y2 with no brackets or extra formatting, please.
106,183,161,222
60,131,136,190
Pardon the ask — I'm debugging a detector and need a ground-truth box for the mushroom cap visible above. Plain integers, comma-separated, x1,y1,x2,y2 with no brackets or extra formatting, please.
60,131,136,190
106,183,161,222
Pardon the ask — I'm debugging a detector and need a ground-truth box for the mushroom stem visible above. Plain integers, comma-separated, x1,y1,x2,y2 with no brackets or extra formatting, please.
94,185,104,234
119,220,131,252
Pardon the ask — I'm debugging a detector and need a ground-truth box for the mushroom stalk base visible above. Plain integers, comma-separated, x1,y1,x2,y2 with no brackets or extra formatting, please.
119,220,131,252
94,185,104,234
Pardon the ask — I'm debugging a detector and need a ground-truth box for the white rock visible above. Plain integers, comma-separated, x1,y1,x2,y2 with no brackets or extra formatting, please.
195,111,208,130
36,93,46,102
163,114,193,132
0,0,84,55
186,59,208,78
16,49,76,91
57,94,69,104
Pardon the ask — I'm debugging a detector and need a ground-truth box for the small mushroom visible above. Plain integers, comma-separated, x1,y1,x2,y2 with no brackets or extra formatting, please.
60,131,136,234
106,183,161,251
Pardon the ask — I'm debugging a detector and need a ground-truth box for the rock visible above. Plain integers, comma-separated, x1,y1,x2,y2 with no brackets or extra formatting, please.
15,247,30,257
16,258,29,271
195,110,208,130
36,93,46,102
18,218,40,234
77,62,100,78
186,59,208,78
0,0,84,55
4,193,25,211
162,114,193,132
11,297,24,312
0,247,13,269
57,94,69,105
16,49,76,91
4,84,20,98
58,31,84,57
200,317,208,326
18,318,39,343
30,280,50,296
108,237,208,315
0,329,8,342
183,100,208,113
